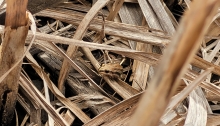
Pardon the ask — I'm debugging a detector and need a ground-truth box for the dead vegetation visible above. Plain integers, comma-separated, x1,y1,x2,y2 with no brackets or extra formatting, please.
0,0,220,125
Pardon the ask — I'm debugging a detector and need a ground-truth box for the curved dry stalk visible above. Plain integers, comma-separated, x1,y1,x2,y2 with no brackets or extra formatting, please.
58,0,110,93
19,74,69,126
26,53,91,123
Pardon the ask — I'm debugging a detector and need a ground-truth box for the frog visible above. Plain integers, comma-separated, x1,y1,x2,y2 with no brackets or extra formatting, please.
98,63,123,79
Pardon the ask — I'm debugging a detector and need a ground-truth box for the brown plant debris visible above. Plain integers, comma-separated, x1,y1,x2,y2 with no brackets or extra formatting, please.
1,0,220,125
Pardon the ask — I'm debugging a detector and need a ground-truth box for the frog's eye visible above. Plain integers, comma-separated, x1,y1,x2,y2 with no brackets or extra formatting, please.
105,70,110,73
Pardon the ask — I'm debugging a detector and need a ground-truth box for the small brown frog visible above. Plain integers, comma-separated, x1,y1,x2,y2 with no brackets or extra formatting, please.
98,63,123,79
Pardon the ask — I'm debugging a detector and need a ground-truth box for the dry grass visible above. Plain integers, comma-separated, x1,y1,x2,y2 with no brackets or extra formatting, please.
0,0,220,125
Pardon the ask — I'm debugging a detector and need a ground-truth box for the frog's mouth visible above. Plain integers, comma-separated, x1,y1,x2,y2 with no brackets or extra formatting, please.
99,70,121,76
